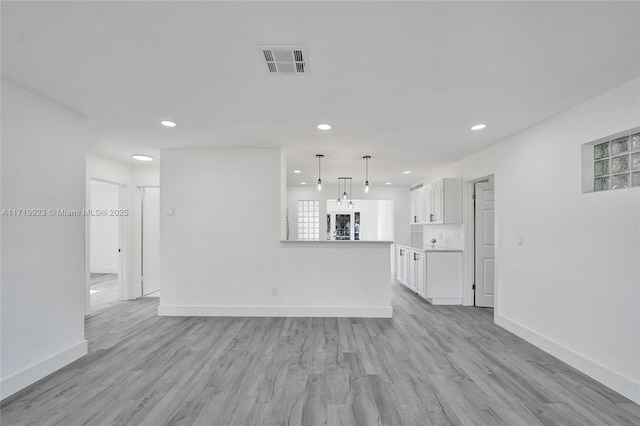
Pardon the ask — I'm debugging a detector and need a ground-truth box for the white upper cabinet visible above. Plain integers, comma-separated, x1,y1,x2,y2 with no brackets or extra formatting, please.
431,180,443,223
429,178,462,225
422,184,432,224
409,178,461,225
409,187,419,224
409,184,429,224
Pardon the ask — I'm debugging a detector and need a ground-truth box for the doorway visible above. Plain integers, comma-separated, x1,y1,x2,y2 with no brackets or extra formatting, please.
141,187,160,296
88,180,123,313
473,179,495,307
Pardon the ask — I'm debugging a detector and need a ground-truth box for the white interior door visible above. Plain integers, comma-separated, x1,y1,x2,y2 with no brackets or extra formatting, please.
474,181,495,307
142,187,160,296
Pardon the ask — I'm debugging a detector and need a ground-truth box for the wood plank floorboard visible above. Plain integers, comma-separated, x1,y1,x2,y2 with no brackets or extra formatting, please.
1,280,639,426
89,273,120,313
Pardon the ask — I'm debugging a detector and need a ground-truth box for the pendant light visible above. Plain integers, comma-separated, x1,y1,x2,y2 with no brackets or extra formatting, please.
342,177,348,200
316,154,324,192
363,155,371,194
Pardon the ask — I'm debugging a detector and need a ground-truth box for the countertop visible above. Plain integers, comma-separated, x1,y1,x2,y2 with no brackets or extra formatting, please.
395,243,463,253
280,240,393,245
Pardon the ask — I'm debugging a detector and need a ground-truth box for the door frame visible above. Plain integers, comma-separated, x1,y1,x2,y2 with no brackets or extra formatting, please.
139,186,160,296
462,174,499,315
86,178,130,316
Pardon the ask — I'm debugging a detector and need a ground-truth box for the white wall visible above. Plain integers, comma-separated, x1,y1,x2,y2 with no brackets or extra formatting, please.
159,149,392,317
1,80,88,399
422,78,640,403
89,181,119,273
287,184,409,244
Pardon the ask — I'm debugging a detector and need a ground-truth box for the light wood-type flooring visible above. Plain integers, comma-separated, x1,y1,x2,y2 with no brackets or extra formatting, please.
2,281,639,425
89,273,119,313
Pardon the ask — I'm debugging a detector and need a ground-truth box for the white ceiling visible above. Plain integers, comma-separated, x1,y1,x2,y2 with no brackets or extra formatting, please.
2,1,639,186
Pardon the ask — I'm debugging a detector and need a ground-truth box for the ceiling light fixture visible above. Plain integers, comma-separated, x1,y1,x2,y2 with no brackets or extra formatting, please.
161,120,176,127
385,182,392,185
471,124,486,130
337,177,353,208
363,155,371,194
316,154,324,191
317,124,331,130
293,170,302,174
132,154,153,162
403,171,411,174
300,182,307,185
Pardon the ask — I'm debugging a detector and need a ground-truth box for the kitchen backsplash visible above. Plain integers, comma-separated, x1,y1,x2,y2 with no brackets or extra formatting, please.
410,225,423,248
423,224,464,249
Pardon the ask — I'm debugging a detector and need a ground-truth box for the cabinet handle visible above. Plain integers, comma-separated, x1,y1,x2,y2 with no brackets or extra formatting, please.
430,213,434,222
414,215,417,223
413,253,417,261
400,249,404,255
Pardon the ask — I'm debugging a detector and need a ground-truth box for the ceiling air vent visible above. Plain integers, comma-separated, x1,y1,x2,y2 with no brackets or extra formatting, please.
258,46,308,74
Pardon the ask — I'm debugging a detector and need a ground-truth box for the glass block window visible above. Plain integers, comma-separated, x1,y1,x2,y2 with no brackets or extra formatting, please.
590,130,640,192
297,200,319,241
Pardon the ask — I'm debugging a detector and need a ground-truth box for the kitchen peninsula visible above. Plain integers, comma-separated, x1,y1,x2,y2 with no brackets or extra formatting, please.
159,148,394,319
278,240,393,317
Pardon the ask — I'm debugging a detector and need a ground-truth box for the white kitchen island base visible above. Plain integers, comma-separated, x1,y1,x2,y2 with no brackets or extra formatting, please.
159,240,394,318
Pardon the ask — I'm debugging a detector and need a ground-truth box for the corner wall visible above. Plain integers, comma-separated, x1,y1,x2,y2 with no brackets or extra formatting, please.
1,80,88,399
424,77,640,403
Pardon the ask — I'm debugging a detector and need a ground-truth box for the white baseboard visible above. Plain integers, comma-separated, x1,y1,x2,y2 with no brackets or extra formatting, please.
90,268,117,274
495,314,640,404
158,305,393,318
426,298,463,305
0,340,88,401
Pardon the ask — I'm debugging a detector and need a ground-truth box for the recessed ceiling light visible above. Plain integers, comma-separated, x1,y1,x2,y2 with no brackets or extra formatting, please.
317,124,331,130
161,120,176,127
403,171,411,174
293,170,302,174
132,154,153,162
300,182,307,185
471,124,486,130
385,182,392,185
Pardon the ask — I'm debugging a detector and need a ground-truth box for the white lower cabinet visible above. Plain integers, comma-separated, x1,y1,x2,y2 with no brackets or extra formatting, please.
396,246,409,286
424,251,462,305
394,245,462,305
413,251,426,297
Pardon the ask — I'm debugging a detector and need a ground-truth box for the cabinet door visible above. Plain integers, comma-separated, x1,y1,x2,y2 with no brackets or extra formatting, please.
408,251,417,290
431,180,443,223
397,248,408,284
423,184,433,224
403,251,411,284
415,252,426,296
425,252,462,299
409,189,418,224
416,188,424,223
